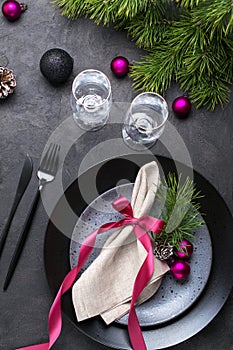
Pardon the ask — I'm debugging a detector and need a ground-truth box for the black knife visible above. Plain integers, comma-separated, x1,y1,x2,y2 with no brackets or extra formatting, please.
0,154,33,258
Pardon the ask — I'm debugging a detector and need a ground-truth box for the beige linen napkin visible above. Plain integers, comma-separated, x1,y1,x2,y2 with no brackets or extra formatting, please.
72,161,169,324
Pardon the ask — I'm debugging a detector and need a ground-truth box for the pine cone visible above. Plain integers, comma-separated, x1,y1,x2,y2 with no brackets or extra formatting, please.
0,66,16,99
153,241,173,261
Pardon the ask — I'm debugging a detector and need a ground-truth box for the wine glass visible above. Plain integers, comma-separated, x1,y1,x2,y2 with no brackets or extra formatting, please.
122,92,169,150
71,69,112,131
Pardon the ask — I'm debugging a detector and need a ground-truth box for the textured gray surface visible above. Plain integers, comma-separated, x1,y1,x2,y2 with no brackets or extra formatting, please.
0,1,232,350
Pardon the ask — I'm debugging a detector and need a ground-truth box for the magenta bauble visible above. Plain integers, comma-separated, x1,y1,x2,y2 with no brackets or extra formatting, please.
175,239,193,259
2,0,27,21
172,96,192,118
170,259,190,279
110,56,129,78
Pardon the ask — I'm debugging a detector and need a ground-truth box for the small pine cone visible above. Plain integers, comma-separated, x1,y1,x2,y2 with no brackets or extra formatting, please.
0,66,16,99
153,241,173,261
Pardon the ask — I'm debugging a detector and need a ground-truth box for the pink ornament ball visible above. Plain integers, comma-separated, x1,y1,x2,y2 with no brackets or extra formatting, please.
110,56,129,78
170,259,190,280
172,96,192,118
2,0,26,21
175,239,193,259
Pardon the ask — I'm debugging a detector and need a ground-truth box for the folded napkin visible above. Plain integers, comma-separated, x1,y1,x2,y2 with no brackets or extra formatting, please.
72,161,170,324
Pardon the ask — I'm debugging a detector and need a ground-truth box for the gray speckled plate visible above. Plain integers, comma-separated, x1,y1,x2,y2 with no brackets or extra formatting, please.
70,183,212,327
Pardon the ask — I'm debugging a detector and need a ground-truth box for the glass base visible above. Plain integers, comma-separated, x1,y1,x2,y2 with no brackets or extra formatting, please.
73,112,108,131
122,127,157,151
71,94,109,132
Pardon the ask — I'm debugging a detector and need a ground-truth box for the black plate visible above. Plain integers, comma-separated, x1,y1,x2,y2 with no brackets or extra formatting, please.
70,183,212,327
44,154,233,349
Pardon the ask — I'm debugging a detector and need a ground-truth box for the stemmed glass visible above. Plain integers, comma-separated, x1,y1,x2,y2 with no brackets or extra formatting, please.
71,69,112,131
122,92,169,150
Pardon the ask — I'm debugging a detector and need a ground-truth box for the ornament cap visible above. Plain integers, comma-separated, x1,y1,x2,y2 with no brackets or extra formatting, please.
20,3,28,12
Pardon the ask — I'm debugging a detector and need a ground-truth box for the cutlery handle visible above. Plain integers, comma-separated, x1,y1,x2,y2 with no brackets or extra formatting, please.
0,154,33,258
3,189,41,291
0,200,20,257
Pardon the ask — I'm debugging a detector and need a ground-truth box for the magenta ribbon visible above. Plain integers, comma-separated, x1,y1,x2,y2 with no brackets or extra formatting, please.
17,196,165,350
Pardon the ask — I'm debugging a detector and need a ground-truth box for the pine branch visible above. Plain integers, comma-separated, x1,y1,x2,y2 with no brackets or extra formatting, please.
130,38,182,94
54,0,233,110
188,77,231,110
193,0,233,39
53,0,88,18
86,0,149,25
127,20,171,49
178,35,233,109
130,14,199,93
125,0,178,48
176,0,201,8
151,173,204,250
88,0,116,25
131,12,233,109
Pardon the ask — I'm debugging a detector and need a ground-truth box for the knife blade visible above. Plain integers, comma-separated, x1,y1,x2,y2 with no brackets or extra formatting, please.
0,154,33,258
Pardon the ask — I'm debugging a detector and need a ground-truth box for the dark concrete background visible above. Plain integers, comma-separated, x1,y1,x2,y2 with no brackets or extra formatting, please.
0,1,232,349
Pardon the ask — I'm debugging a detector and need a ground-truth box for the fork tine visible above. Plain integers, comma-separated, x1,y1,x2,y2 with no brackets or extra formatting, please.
50,144,60,174
46,144,57,172
40,143,54,170
46,144,57,173
40,143,60,174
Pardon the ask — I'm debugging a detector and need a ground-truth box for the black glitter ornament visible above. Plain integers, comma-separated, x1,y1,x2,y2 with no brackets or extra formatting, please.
40,48,73,85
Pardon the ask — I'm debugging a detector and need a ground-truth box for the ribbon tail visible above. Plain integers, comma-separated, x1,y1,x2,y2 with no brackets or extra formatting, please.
15,217,132,350
16,344,49,350
15,196,165,350
128,228,155,350
128,307,147,350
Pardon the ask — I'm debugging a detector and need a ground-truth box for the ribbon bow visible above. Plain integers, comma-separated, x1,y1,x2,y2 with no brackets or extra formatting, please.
17,196,165,350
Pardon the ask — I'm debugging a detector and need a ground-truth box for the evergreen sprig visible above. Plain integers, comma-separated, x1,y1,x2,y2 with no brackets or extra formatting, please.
130,11,233,110
193,0,233,39
124,1,178,48
151,173,204,250
54,0,87,18
54,0,233,110
176,0,200,9
130,43,181,94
